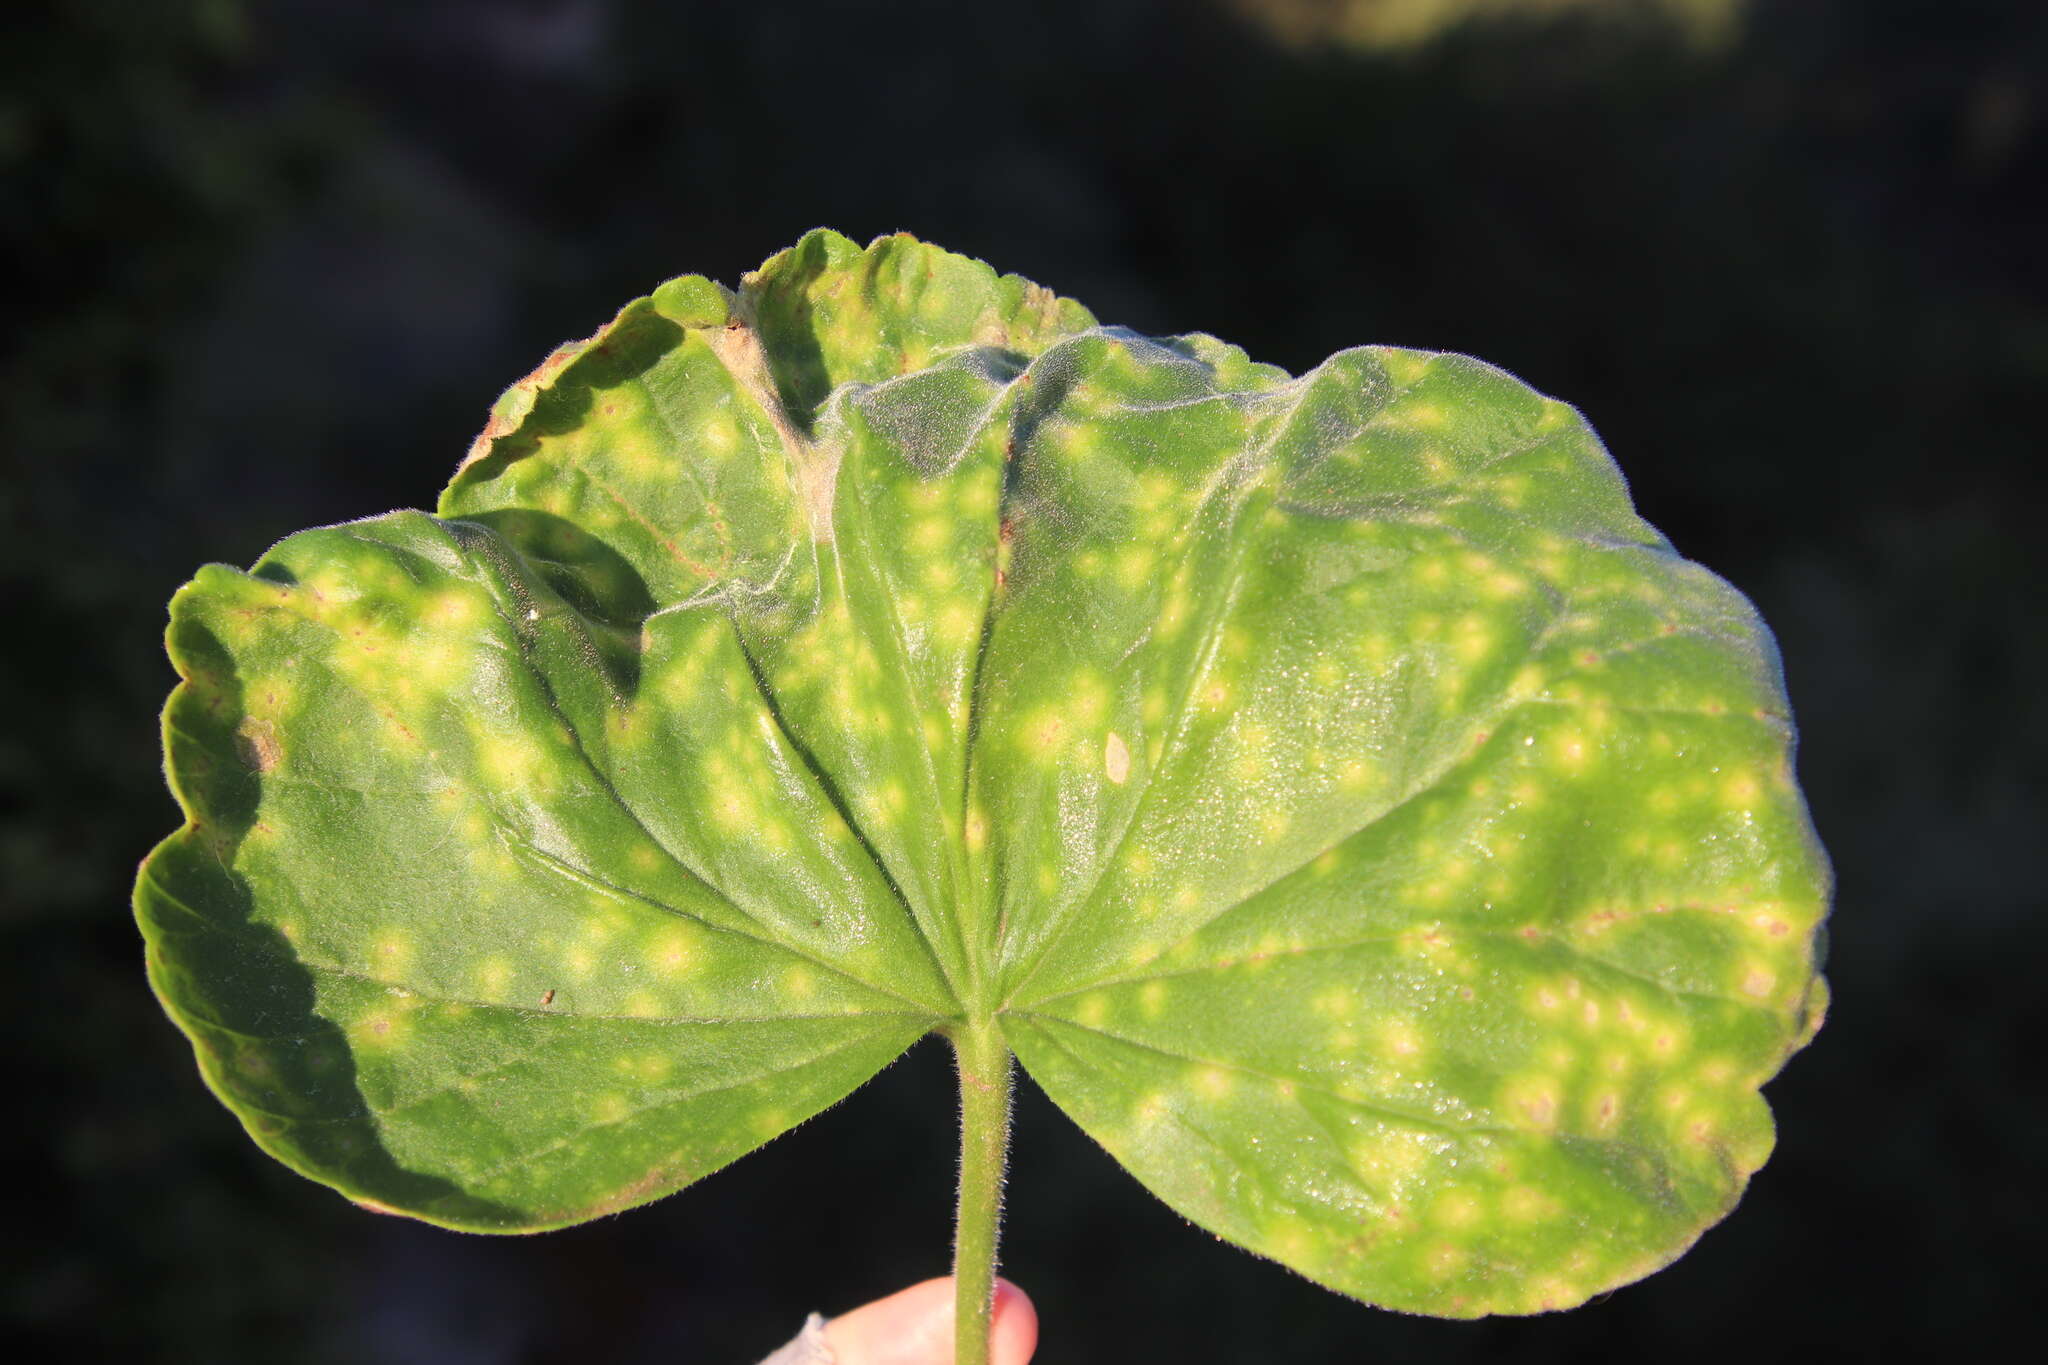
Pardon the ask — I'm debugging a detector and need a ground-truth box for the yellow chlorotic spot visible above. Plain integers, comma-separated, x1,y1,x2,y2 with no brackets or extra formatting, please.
647,925,696,978
1502,1075,1561,1131
629,843,663,874
1312,987,1356,1020
1192,1066,1233,1099
1555,731,1590,770
1587,1089,1622,1133
353,1009,406,1049
1199,677,1232,712
1259,810,1291,843
1484,570,1527,598
1139,980,1167,1018
1425,1244,1466,1279
564,945,596,979
964,806,989,852
699,413,739,459
1313,848,1342,875
1113,545,1154,589
479,733,548,791
710,782,758,834
1157,590,1190,637
1347,1128,1437,1187
1724,772,1763,806
1104,731,1132,784
594,1094,632,1124
1135,1092,1170,1125
1504,1186,1553,1223
1434,1190,1482,1229
1530,983,1563,1014
623,991,662,1018
936,599,980,646
1382,1019,1424,1060
1750,908,1794,938
1338,757,1374,791
1074,994,1109,1028
1453,617,1494,663
476,958,514,996
1141,688,1169,726
1739,963,1777,999
1378,349,1433,386
957,472,997,517
370,932,413,976
782,965,817,1000
1021,707,1065,758
427,588,485,633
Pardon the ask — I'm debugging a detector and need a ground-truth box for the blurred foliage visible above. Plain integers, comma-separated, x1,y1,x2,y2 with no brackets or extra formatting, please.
1223,0,1746,52
3,0,2043,1360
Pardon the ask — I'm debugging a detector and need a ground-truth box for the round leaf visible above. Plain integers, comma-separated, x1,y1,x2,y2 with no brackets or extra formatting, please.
138,230,1827,1313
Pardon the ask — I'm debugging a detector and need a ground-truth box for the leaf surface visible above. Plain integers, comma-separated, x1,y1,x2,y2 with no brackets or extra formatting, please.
139,230,1826,1312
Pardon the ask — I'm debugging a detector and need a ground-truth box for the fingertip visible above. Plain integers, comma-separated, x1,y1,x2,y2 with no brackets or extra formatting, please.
989,1278,1038,1365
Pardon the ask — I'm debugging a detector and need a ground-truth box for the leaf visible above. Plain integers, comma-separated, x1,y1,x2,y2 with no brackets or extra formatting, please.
138,229,1828,1314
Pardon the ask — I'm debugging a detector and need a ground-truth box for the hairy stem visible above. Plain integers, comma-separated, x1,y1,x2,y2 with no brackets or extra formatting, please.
951,1015,1014,1365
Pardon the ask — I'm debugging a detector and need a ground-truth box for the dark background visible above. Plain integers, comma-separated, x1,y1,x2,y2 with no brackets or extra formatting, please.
5,0,2041,1360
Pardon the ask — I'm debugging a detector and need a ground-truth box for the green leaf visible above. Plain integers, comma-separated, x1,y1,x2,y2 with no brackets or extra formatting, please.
138,229,1827,1314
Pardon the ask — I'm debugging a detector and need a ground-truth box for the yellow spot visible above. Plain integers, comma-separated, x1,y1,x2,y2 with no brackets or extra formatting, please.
1301,988,1353,1025
476,958,513,997
1504,1186,1553,1223
564,945,595,979
593,1094,632,1125
1739,963,1777,999
1074,994,1108,1028
783,965,817,1000
651,927,696,976
1113,545,1154,589
699,413,739,459
1139,980,1167,1018
1502,1075,1561,1131
1104,731,1132,784
936,599,979,645
1020,707,1065,759
623,991,662,1018
1347,1127,1437,1188
1381,1019,1424,1060
353,1009,406,1049
1555,731,1590,770
964,805,989,853
1192,1066,1233,1099
1434,1190,1482,1229
1135,1092,1170,1125
370,932,413,976
1725,771,1762,806
1424,1244,1466,1279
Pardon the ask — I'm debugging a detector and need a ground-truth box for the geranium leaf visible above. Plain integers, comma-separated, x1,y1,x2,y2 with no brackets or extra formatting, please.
138,230,1826,1313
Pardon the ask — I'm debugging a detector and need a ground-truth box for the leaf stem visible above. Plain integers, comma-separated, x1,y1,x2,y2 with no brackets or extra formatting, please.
950,1015,1013,1365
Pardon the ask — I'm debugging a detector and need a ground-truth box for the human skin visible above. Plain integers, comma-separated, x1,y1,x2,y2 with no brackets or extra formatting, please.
824,1278,1037,1365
